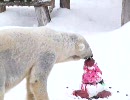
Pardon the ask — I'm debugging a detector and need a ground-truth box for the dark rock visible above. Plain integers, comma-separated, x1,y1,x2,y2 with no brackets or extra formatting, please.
117,91,119,93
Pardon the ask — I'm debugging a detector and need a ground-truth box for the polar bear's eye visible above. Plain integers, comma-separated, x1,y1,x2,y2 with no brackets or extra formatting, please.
78,43,85,51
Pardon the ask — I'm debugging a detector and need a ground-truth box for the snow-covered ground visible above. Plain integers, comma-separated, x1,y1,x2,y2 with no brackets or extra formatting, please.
1,0,130,100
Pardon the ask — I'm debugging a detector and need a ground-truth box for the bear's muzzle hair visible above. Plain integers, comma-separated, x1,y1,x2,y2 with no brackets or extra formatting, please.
84,55,93,60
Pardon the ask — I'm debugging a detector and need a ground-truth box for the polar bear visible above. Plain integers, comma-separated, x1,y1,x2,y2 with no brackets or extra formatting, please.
0,27,93,100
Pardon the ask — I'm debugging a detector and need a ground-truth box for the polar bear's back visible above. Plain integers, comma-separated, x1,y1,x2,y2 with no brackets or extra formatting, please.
0,28,35,52
0,27,68,53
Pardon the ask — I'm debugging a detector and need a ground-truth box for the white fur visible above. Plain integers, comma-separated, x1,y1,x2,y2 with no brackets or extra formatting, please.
0,27,93,100
78,43,85,51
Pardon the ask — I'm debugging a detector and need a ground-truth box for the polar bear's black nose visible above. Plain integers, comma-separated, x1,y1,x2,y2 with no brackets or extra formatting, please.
84,55,93,59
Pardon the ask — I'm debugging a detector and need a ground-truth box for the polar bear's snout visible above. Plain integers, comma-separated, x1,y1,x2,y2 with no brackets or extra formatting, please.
83,52,93,60
83,47,93,59
84,55,93,59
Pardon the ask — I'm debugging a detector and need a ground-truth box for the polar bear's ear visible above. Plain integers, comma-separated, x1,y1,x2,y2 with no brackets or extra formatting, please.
78,43,85,51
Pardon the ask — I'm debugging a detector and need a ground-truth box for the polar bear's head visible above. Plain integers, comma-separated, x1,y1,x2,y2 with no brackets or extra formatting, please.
74,34,93,60
60,34,93,62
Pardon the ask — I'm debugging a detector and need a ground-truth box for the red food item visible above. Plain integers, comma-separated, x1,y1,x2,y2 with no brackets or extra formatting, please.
84,58,95,67
97,90,111,98
73,90,89,99
72,58,112,99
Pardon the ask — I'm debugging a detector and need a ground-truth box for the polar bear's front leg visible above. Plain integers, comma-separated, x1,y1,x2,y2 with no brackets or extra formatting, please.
30,78,49,100
0,67,5,100
0,85,4,100
29,52,56,100
26,75,35,100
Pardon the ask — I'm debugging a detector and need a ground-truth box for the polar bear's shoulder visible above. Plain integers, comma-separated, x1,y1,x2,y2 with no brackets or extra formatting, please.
0,33,14,52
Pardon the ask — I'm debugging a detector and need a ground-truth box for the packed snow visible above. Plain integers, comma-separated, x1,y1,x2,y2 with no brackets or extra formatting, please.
0,0,130,100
